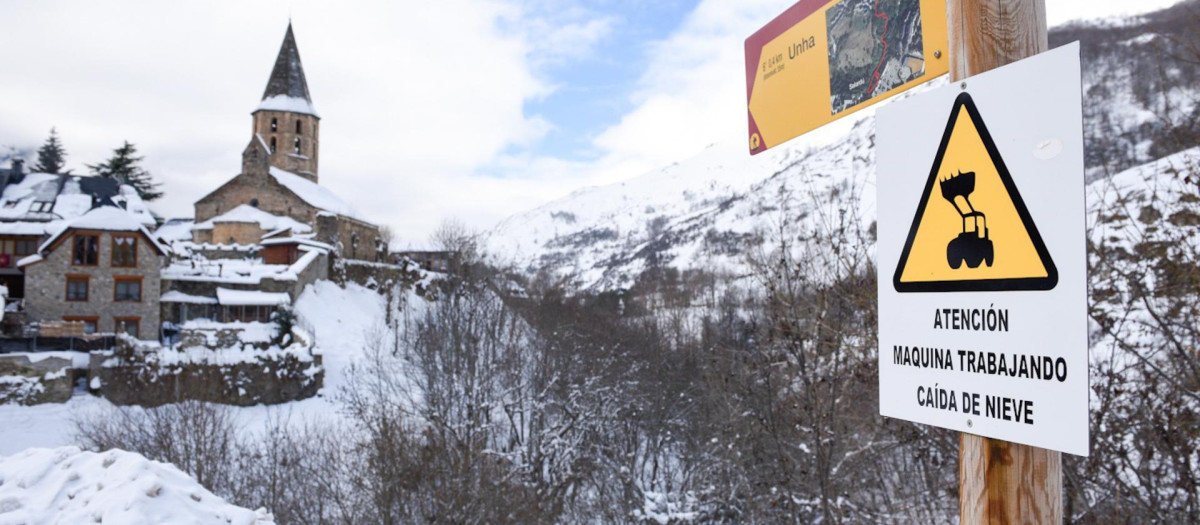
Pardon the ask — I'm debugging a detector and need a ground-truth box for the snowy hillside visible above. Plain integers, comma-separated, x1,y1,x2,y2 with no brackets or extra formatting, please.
0,447,274,525
490,6,1200,290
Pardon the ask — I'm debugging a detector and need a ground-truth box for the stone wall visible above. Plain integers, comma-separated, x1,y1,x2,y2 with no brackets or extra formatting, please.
339,259,422,291
90,335,322,407
210,221,269,246
193,139,320,226
252,109,320,181
0,354,75,405
315,213,384,262
23,230,163,340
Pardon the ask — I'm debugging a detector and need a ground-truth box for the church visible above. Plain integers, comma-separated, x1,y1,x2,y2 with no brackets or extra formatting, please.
191,23,383,262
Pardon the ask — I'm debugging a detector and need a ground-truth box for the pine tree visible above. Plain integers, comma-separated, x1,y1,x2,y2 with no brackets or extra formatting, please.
33,127,67,174
88,141,163,201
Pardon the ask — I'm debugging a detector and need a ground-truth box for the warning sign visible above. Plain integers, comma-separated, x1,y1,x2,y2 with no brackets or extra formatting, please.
894,93,1057,292
875,44,1088,456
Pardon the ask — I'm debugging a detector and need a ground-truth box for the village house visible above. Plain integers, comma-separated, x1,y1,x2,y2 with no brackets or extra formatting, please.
18,206,167,339
0,160,156,300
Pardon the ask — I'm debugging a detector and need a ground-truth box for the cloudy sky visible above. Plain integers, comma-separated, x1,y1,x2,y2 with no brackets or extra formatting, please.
0,0,1181,247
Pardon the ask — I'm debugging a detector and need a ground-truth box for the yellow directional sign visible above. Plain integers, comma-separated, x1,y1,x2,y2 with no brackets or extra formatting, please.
893,92,1057,292
745,0,948,154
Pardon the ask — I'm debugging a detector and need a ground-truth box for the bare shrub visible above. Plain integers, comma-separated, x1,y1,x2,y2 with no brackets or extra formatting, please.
72,400,240,490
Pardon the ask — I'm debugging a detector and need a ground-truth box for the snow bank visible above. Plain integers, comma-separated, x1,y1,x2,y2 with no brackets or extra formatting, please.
0,446,274,525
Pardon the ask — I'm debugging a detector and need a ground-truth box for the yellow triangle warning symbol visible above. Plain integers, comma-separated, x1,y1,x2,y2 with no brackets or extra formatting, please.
894,92,1057,293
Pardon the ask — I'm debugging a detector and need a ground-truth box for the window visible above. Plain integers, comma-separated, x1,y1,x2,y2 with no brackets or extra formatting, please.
114,317,139,338
31,201,53,213
72,234,99,266
14,239,37,256
114,277,142,302
270,117,278,132
270,136,277,153
250,198,259,208
112,235,137,267
66,276,89,302
293,137,301,155
295,120,302,134
63,316,98,335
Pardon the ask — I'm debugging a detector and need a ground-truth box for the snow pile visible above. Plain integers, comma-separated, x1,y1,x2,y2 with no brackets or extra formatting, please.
269,167,360,218
0,446,275,525
256,94,318,117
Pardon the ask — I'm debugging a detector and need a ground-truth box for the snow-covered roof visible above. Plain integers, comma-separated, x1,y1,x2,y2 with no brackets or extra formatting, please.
0,173,157,238
161,246,321,285
269,167,360,218
38,206,168,255
256,23,317,117
0,447,276,525
256,94,319,117
154,218,195,242
260,236,333,251
217,287,291,306
192,204,312,234
160,291,219,304
15,254,42,268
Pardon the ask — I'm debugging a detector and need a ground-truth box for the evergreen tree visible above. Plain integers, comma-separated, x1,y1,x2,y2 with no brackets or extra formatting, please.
33,127,67,174
88,141,163,201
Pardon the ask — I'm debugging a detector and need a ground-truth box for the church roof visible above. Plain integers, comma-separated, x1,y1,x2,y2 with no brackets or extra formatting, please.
256,23,318,117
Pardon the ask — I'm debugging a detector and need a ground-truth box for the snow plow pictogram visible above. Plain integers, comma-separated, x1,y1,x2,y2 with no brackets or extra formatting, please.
939,170,994,269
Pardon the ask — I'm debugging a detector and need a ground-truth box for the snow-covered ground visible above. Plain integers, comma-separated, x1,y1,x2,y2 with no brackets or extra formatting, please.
0,447,274,525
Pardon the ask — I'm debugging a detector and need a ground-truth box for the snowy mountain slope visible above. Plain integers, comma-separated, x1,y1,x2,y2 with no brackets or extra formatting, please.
490,7,1200,290
0,447,275,525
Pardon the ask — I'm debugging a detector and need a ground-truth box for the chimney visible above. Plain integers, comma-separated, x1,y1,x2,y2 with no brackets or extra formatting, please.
11,158,23,175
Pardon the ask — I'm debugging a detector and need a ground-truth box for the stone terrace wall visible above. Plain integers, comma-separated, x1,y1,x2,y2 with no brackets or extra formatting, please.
0,354,75,405
90,336,322,407
338,259,422,291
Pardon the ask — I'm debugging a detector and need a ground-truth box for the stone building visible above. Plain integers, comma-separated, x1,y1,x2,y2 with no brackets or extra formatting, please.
191,23,383,261
19,206,167,340
0,165,156,299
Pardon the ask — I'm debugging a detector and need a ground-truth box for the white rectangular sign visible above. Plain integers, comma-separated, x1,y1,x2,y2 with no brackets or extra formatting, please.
876,43,1088,455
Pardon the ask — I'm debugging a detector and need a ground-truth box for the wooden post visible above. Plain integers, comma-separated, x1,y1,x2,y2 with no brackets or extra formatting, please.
946,1,1063,524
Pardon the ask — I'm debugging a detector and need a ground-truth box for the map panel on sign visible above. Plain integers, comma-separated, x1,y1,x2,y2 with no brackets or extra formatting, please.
826,0,926,115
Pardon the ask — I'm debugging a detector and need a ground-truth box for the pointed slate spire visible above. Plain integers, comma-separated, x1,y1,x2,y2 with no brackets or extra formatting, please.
260,23,315,110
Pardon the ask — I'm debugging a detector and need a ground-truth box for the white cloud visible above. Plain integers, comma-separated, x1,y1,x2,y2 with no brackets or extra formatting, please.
0,0,560,245
0,0,1181,247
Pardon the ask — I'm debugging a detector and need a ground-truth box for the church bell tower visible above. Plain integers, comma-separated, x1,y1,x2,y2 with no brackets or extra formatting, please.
252,23,320,183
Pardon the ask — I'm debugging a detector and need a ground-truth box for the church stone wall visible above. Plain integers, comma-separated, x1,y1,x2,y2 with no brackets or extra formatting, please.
315,214,383,262
211,222,268,246
252,109,320,181
193,163,320,228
